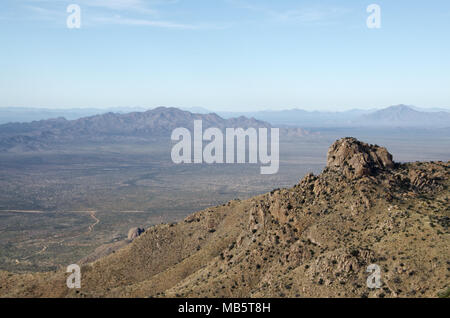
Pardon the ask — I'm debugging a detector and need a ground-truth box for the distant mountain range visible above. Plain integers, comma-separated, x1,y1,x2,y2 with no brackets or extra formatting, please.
0,107,269,135
219,105,450,128
0,107,275,152
0,106,214,125
0,105,448,151
0,107,149,125
356,105,450,128
218,108,372,127
1,105,449,128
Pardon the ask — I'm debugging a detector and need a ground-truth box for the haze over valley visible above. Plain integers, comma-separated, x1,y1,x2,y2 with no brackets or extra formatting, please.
0,106,448,273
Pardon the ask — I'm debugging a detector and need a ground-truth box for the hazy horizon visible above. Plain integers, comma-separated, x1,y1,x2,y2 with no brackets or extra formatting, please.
1,104,449,113
1,0,450,111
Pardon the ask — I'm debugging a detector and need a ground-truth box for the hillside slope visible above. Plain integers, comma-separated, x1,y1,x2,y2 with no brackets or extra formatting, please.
0,138,448,298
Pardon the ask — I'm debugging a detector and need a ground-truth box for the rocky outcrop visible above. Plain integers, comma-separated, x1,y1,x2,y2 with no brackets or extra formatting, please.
127,227,145,240
327,137,394,178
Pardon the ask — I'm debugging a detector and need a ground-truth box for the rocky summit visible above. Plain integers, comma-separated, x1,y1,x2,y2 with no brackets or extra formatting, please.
0,138,448,298
327,137,394,178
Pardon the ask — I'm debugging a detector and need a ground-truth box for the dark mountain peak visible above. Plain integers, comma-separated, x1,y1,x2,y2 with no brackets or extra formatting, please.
46,116,68,122
382,104,417,113
356,105,450,128
327,137,394,178
151,106,187,114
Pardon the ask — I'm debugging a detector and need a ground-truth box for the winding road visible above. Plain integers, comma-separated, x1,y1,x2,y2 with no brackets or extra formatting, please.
19,211,100,261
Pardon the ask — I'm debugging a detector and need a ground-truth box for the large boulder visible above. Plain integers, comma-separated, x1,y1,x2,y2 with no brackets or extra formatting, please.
127,227,145,240
327,137,394,178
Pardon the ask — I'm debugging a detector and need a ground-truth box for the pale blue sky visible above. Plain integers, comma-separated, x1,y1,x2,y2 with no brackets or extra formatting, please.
0,0,449,111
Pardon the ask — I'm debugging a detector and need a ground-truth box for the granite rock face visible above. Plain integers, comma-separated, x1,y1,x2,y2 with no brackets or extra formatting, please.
327,137,394,178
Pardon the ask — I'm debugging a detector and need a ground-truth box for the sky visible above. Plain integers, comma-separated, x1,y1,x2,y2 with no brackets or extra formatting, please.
0,0,449,112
